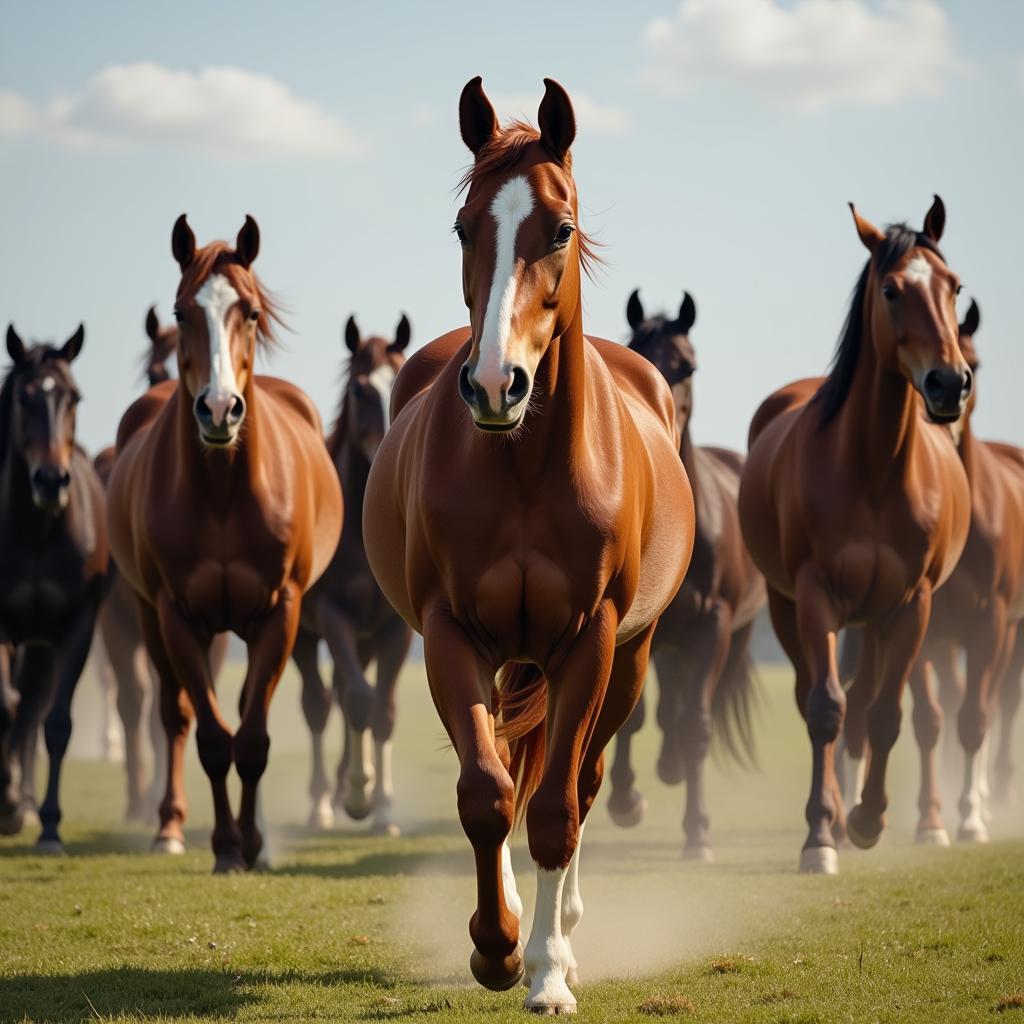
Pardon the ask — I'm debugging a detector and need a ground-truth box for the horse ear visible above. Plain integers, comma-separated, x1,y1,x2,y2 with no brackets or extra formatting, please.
923,194,945,244
960,298,980,338
390,313,411,353
626,289,645,329
172,214,196,272
60,324,85,363
6,325,26,364
677,292,697,334
459,76,498,156
344,315,360,354
145,305,159,343
848,202,884,254
235,215,260,269
538,78,576,163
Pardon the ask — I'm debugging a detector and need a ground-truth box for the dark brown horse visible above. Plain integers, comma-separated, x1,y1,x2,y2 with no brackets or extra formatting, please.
739,197,972,874
606,289,764,861
292,313,413,833
0,325,110,852
900,300,1024,844
108,216,343,871
364,79,693,1013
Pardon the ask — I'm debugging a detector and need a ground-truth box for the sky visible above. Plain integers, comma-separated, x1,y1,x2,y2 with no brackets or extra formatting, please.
1,0,1022,455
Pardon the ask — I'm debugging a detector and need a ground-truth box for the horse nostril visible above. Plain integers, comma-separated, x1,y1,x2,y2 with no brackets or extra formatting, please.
507,366,530,406
194,394,212,424
923,371,945,404
458,363,477,405
227,394,245,424
961,368,973,396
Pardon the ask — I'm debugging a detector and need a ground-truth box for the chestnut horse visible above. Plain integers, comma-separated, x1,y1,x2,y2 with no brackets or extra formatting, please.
739,197,972,874
108,216,343,871
901,300,1024,843
93,306,229,822
607,289,764,861
292,313,413,833
0,325,110,852
364,79,693,1014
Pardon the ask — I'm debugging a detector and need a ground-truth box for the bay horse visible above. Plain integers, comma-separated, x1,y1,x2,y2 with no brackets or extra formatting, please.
93,305,229,823
606,289,764,861
0,325,110,852
107,215,343,871
739,197,972,874
900,300,1024,844
292,313,413,833
363,78,693,1014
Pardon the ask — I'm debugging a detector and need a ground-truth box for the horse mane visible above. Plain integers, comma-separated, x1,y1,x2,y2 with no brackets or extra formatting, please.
457,119,603,281
326,361,352,460
814,224,945,427
0,343,66,471
177,242,285,351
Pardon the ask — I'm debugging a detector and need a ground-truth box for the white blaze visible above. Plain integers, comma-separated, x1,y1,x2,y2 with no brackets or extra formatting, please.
368,362,397,429
194,274,241,426
904,255,932,287
477,175,534,408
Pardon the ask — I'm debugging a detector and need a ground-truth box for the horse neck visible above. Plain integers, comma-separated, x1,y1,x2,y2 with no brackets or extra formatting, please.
679,421,700,511
337,426,370,537
955,414,980,482
837,316,921,492
177,377,262,502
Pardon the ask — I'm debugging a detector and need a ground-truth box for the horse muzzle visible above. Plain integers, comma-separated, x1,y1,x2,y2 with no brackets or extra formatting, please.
458,360,531,432
30,464,71,512
194,388,246,447
921,366,973,424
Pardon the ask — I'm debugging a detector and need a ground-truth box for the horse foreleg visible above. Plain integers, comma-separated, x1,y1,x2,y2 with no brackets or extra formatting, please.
235,582,301,869
322,604,375,821
606,683,646,827
0,643,22,834
369,616,411,836
291,626,334,830
993,629,1023,807
908,657,948,845
847,585,930,850
423,604,522,993
956,601,1008,843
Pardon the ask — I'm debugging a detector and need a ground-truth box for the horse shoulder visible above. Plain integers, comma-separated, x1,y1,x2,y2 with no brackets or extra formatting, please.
747,376,824,448
115,380,176,454
392,329,472,421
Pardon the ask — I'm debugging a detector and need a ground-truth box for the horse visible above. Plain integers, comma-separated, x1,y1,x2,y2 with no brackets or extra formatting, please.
107,215,343,871
606,289,764,861
291,313,413,833
738,197,972,874
0,325,110,852
897,300,1024,844
363,78,694,1014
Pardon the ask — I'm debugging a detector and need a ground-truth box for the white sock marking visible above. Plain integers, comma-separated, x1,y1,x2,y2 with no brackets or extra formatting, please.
477,175,534,409
524,865,576,1012
842,753,866,812
501,840,523,921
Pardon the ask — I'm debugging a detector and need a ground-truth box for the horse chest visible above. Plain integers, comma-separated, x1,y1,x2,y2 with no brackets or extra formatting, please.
0,542,86,639
182,559,279,634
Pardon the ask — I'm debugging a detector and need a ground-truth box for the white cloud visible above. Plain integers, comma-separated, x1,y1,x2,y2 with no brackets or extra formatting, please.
491,90,629,135
0,62,366,158
641,0,969,112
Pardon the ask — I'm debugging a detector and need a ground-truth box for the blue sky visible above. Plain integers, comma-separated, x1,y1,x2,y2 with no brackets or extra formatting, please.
1,0,1022,454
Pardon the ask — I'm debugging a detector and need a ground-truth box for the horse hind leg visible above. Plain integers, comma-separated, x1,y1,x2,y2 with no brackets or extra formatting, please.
606,686,647,827
369,617,411,836
292,627,334,830
993,630,1023,807
908,658,949,845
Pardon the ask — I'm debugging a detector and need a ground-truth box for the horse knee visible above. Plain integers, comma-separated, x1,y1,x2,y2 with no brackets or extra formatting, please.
679,700,711,757
301,682,331,733
957,705,987,755
234,731,270,786
526,787,577,871
806,678,845,744
867,701,902,753
43,706,72,758
195,727,232,780
457,761,514,848
912,700,942,749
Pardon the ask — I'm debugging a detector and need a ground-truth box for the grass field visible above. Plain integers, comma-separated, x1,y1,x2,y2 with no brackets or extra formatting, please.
1,659,1022,1023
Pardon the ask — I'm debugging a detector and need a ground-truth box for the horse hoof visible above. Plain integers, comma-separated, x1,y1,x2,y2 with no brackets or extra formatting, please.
20,807,41,830
846,805,882,850
470,942,525,992
606,793,646,829
916,827,950,847
152,836,186,855
35,838,66,856
525,975,577,1015
565,966,579,988
799,846,838,875
343,797,373,822
371,820,401,838
213,852,248,874
0,809,24,836
957,822,990,844
307,805,335,831
682,844,714,863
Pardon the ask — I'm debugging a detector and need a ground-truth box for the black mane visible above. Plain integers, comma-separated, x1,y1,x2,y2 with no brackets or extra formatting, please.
814,224,945,426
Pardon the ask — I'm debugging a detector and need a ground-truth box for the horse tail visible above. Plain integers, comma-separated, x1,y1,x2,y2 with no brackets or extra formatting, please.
711,621,760,769
497,663,547,827
838,626,863,687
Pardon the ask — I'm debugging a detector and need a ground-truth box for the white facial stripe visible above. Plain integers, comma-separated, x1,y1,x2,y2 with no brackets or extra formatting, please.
41,376,55,392
478,175,535,405
368,362,397,429
194,274,241,410
904,256,932,287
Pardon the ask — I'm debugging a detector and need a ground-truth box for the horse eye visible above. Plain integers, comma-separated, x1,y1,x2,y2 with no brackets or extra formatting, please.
955,284,963,295
553,224,575,247
249,309,261,323
453,222,467,245
173,308,184,323
882,283,898,301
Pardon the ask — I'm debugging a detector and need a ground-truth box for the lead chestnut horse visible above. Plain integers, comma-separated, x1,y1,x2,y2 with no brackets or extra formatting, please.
739,197,972,874
902,300,1024,843
606,289,764,861
108,216,343,871
364,78,693,1014
0,325,110,852
292,314,413,833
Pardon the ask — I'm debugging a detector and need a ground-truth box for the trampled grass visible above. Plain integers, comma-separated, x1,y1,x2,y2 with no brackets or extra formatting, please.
1,659,1022,1023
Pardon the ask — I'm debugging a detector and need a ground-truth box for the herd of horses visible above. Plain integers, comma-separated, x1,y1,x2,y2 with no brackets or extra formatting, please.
1,77,1022,1014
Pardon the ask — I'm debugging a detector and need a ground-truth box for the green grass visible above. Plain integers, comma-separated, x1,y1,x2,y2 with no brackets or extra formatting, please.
1,660,1022,1023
